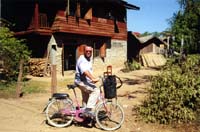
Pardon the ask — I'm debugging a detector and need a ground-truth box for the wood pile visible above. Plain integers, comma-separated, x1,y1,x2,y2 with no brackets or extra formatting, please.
140,53,166,67
28,58,49,77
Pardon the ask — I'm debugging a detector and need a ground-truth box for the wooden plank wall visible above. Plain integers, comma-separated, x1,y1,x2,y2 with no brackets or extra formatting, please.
51,11,127,40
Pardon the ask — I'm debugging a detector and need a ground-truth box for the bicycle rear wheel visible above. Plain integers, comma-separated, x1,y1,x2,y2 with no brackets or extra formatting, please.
45,98,74,127
95,101,124,131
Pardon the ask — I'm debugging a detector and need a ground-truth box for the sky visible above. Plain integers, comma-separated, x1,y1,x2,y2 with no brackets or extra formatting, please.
126,0,180,33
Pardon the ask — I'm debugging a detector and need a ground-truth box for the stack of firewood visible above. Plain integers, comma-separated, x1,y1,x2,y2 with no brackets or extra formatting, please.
28,58,48,77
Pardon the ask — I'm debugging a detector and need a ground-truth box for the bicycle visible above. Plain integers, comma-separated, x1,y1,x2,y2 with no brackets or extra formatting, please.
43,75,124,131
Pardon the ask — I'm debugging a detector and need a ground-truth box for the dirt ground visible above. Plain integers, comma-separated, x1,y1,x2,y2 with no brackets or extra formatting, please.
0,68,197,132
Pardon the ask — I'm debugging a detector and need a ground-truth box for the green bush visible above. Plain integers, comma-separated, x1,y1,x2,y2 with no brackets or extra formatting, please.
139,54,200,124
123,59,141,72
0,27,31,81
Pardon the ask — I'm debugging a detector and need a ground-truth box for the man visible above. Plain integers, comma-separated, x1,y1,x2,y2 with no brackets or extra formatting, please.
74,45,100,115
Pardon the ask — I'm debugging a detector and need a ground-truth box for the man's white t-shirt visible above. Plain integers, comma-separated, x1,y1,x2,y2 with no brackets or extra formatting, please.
75,55,93,85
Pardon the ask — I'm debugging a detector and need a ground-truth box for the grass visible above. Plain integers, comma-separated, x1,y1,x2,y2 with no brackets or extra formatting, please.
0,76,74,99
0,78,48,98
0,80,47,98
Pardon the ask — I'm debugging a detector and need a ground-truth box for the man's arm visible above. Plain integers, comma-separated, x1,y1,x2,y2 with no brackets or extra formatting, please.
83,71,99,83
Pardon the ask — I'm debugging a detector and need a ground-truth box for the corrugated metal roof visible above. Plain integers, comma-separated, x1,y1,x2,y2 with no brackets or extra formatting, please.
139,35,155,43
131,32,167,45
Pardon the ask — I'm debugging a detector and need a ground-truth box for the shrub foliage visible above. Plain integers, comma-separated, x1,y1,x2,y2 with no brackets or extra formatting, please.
139,54,200,124
122,60,141,72
0,27,30,81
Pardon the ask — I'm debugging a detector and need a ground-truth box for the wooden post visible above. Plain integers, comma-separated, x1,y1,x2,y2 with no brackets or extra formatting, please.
181,35,184,54
34,2,39,29
51,65,57,95
16,59,24,98
51,45,57,95
43,42,50,76
62,43,64,76
76,2,81,17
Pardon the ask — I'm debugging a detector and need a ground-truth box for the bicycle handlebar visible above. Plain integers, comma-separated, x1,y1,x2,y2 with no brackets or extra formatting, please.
66,75,123,90
115,75,123,89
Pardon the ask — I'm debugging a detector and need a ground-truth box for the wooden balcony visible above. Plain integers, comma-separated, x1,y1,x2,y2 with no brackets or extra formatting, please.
15,11,127,40
51,11,127,40
15,12,52,36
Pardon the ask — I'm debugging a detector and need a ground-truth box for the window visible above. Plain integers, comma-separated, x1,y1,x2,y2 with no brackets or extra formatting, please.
93,42,106,58
93,42,101,57
39,13,49,27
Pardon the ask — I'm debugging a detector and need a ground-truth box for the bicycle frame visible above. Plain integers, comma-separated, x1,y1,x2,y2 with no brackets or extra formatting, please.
59,87,86,122
61,77,112,122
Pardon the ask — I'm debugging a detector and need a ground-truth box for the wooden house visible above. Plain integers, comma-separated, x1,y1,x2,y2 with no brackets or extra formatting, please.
139,35,167,55
1,0,139,75
128,32,167,67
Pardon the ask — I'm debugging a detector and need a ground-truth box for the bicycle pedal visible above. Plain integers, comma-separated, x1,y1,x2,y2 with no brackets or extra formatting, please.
82,112,94,118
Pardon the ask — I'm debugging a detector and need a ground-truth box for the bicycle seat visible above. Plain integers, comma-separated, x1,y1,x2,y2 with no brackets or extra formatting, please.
52,93,69,99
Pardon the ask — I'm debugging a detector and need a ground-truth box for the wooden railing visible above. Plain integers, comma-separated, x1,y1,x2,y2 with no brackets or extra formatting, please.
39,13,49,28
51,11,127,40
28,13,50,30
27,10,127,40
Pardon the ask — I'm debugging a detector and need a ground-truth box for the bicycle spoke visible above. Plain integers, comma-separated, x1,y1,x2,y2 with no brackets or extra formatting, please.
46,99,74,127
95,102,124,131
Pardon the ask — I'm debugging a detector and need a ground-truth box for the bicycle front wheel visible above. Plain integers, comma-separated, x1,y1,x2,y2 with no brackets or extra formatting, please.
45,98,74,127
95,101,124,131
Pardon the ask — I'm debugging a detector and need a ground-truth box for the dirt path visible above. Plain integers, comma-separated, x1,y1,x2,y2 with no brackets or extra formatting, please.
0,68,177,132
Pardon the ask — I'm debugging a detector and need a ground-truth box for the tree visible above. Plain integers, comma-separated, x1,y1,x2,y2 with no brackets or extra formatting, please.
169,0,200,53
0,27,31,82
140,31,161,37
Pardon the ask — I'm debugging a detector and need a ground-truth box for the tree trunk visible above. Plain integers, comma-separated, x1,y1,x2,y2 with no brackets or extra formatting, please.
16,59,24,98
